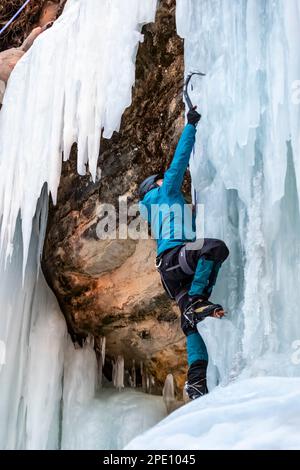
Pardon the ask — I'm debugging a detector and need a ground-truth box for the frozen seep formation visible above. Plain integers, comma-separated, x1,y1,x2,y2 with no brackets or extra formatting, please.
127,0,300,450
62,387,167,450
112,356,125,391
0,0,157,272
0,191,67,449
0,0,165,450
97,337,106,388
62,340,166,450
176,0,300,382
162,374,176,413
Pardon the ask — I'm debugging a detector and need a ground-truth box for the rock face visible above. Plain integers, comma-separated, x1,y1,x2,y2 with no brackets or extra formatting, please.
42,0,188,394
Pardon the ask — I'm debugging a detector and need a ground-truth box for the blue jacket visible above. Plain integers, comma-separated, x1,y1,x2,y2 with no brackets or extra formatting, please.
140,124,197,256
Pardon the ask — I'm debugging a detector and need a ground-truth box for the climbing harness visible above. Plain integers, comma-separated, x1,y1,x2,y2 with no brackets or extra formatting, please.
0,0,32,36
155,248,179,301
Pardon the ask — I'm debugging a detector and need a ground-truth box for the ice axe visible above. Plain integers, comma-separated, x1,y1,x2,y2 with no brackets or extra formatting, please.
183,72,206,111
183,72,205,212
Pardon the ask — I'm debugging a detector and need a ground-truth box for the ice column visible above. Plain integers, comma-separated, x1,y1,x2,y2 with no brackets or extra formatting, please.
176,0,300,381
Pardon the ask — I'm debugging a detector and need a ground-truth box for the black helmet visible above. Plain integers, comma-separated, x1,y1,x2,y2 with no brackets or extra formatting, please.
139,174,161,199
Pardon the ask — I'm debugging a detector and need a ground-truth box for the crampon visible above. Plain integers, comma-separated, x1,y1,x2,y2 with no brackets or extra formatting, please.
183,298,226,328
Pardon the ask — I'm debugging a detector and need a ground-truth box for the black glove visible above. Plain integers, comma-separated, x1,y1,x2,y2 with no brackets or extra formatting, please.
187,108,201,127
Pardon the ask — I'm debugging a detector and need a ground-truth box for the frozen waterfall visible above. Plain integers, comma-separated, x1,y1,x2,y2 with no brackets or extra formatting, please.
0,0,165,450
1,0,300,451
176,0,300,383
0,0,157,272
126,0,300,450
0,190,67,449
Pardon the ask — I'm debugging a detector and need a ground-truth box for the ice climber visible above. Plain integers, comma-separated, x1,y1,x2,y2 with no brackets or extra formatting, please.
139,108,229,400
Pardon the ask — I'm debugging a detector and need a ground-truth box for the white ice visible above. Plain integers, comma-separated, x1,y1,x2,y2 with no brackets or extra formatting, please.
112,355,125,391
0,0,162,450
0,0,157,272
0,195,166,450
0,191,67,450
129,0,300,451
61,336,166,450
176,0,300,383
2,0,300,451
126,377,300,450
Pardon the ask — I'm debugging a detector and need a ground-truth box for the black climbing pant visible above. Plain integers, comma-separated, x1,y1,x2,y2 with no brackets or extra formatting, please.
157,238,229,301
157,238,229,368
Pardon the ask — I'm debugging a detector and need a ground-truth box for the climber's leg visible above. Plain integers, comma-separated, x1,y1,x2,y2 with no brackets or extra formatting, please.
176,239,229,325
160,240,229,301
176,289,209,400
186,331,208,364
202,261,222,299
157,241,229,400
160,240,229,323
185,359,209,400
185,239,229,299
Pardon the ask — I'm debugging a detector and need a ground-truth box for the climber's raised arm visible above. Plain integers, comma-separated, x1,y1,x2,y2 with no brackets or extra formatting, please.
162,108,201,195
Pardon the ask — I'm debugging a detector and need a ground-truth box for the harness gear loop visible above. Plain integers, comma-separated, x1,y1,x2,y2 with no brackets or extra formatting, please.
155,257,162,269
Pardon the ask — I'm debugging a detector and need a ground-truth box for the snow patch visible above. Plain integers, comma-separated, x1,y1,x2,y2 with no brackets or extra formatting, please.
126,377,300,450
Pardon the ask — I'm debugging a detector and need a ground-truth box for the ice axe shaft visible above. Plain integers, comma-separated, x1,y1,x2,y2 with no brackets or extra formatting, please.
183,72,205,210
184,72,206,111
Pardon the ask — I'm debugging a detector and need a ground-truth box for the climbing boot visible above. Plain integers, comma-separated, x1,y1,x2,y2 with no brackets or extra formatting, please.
183,297,225,329
185,360,208,400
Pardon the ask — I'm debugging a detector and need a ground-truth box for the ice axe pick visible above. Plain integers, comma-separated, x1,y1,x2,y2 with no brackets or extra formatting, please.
183,72,206,111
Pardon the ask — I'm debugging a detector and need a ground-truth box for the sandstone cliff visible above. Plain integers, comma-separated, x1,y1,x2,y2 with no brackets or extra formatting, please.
42,1,188,394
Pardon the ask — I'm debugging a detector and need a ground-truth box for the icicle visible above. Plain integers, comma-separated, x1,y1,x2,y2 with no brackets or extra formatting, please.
141,362,147,392
101,337,106,365
163,374,176,413
112,359,116,387
130,360,136,388
98,361,102,389
139,364,154,393
142,372,147,392
97,336,106,389
112,355,125,391
150,375,155,394
0,0,157,273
